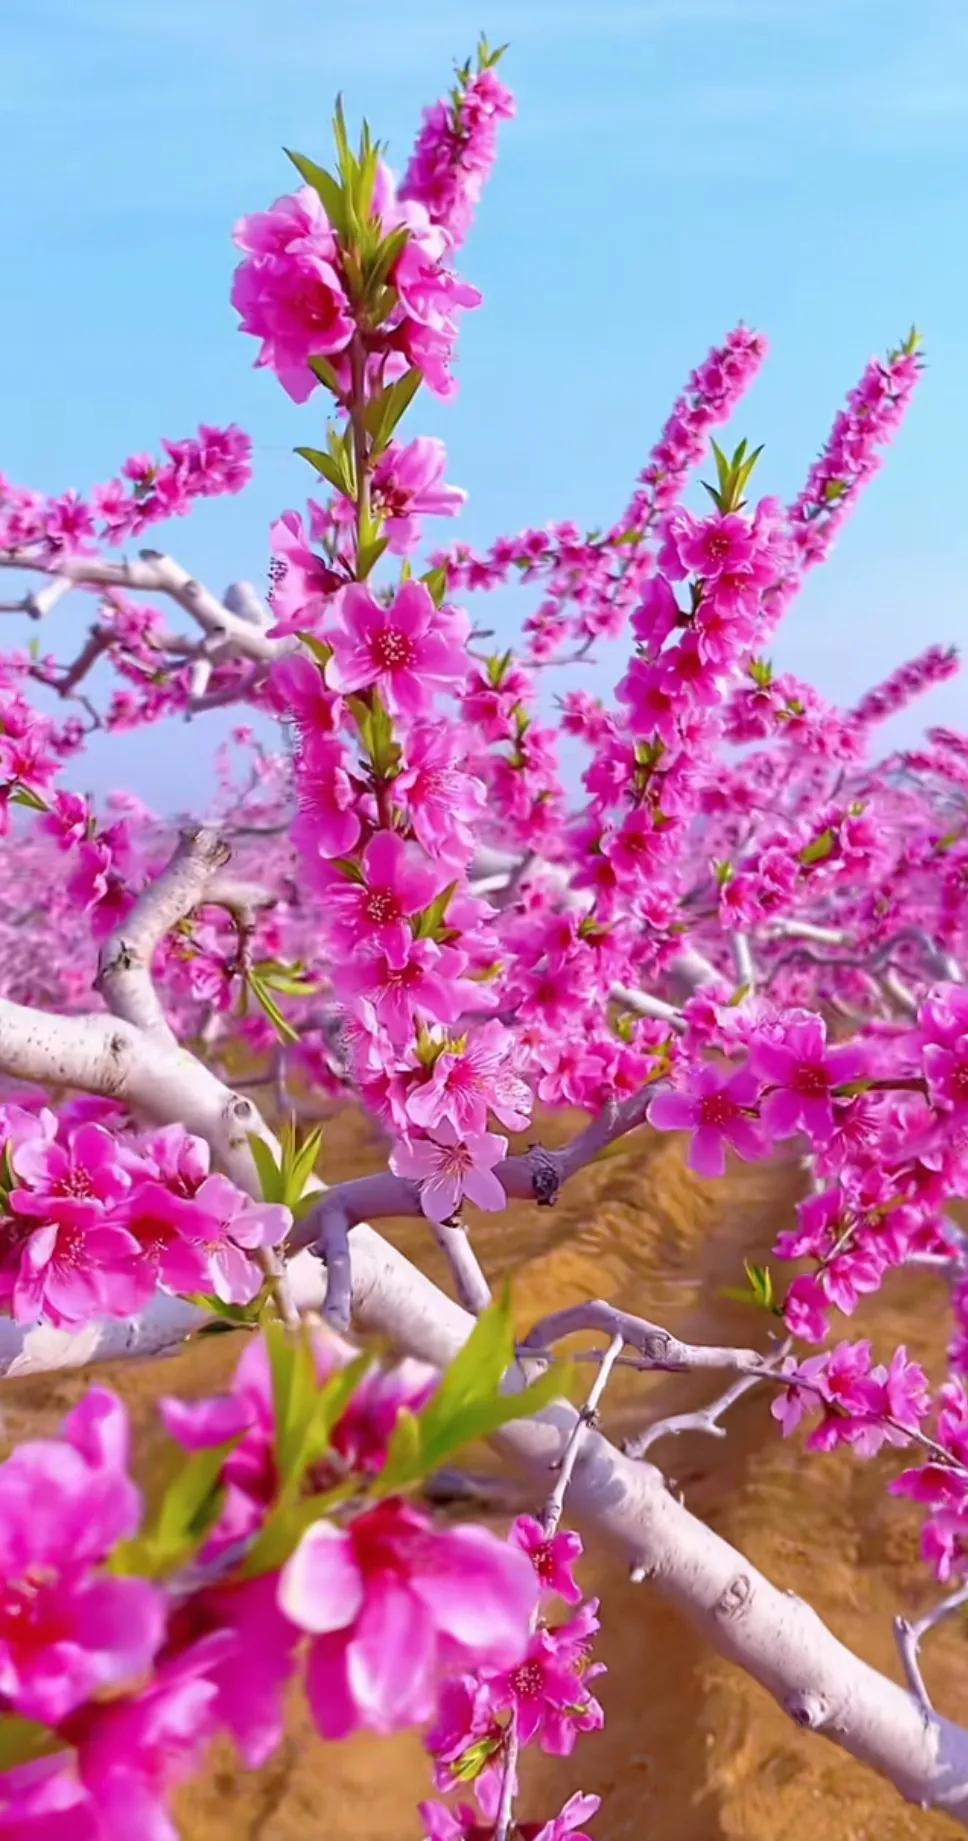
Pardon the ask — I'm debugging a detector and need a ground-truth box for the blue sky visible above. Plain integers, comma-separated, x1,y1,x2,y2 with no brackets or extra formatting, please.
2,0,966,806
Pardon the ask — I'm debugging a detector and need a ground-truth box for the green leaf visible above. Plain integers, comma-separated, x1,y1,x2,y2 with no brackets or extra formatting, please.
253,956,318,997
298,633,333,667
449,1733,504,1783
421,564,449,607
331,96,352,179
349,688,398,776
248,1133,283,1204
266,1321,317,1474
286,1123,325,1206
239,1477,357,1578
330,855,365,883
249,1323,376,1573
356,127,380,227
376,1288,573,1492
285,149,348,238
363,227,410,304
111,1433,244,1578
0,1140,15,1204
10,785,49,812
378,1405,422,1491
286,1352,373,1494
308,354,343,395
412,881,458,942
800,828,837,866
723,1260,775,1312
297,428,356,498
292,1188,324,1223
247,972,300,1045
263,969,318,997
155,1444,236,1550
381,1293,519,1477
266,1323,371,1488
294,446,347,494
0,1715,62,1771
363,368,422,454
368,283,399,329
184,1288,269,1327
734,443,763,498
704,437,762,514
356,534,390,579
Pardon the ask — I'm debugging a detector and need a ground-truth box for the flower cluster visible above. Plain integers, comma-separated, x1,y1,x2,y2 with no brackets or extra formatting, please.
233,168,480,405
724,661,862,761
0,1330,542,1837
892,1379,968,1582
4,32,968,1839
421,1518,602,1841
433,324,767,658
772,1340,931,1456
0,425,251,560
850,643,959,727
0,1109,289,1328
401,44,515,246
787,334,922,571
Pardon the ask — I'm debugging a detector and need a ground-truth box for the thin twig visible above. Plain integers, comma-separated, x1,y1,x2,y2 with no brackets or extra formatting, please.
895,1583,968,1717
520,1299,765,1376
624,1365,774,1461
429,1217,492,1314
731,932,757,991
543,1333,624,1536
257,1246,300,1332
493,1715,520,1841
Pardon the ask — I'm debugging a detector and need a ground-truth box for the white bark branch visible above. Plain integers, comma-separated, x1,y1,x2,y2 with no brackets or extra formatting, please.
895,1583,968,1717
519,1300,766,1375
624,1367,773,1460
610,984,686,1032
542,1332,624,1535
0,549,284,663
428,1216,493,1314
0,849,966,1817
731,931,756,991
0,576,72,619
95,828,232,1038
18,1225,960,1819
5,1124,967,1811
343,1229,968,1827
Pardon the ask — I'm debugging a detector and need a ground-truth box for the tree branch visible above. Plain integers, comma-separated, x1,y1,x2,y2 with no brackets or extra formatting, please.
95,827,233,1037
290,1087,660,1325
519,1300,766,1375
0,576,73,619
624,1367,774,1460
1,813,967,1818
0,1030,967,1818
542,1332,624,1535
341,1226,968,1826
895,1583,968,1717
0,550,284,662
428,1216,492,1314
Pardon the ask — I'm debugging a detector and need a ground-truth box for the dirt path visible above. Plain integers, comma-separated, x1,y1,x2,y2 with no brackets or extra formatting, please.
4,1111,966,1839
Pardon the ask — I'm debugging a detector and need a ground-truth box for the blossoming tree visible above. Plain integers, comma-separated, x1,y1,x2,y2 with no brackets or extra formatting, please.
1,36,968,1839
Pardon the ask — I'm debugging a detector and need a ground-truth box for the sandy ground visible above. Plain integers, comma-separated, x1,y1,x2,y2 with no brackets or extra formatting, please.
4,1108,967,1840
